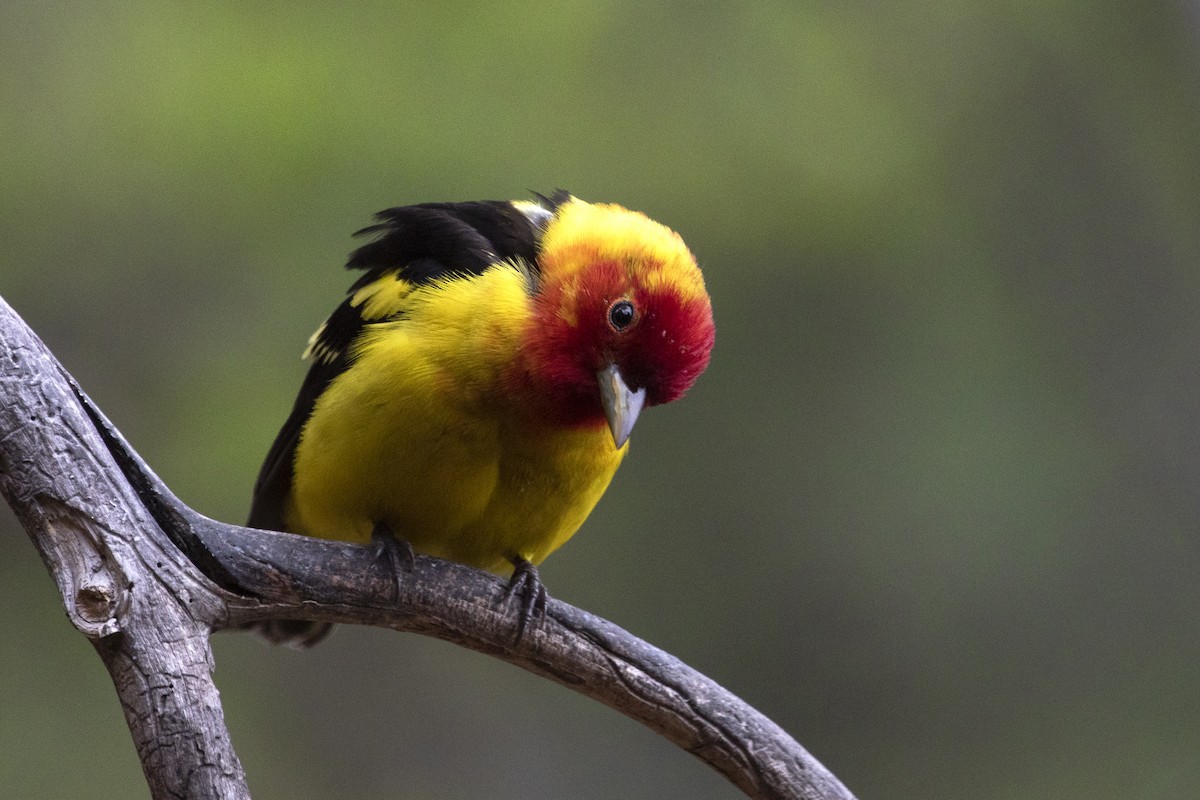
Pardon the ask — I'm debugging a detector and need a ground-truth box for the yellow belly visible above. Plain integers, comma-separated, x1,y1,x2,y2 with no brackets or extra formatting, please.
288,401,623,572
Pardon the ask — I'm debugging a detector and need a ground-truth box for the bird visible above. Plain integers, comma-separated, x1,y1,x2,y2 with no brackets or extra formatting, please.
246,191,715,646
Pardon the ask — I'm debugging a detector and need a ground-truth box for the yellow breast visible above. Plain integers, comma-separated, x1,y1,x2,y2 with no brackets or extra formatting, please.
284,263,626,573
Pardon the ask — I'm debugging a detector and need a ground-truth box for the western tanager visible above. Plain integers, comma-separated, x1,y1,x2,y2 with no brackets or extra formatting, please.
247,191,714,645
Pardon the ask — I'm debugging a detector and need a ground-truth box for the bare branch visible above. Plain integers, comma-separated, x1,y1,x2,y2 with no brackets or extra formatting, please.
0,298,248,798
0,294,856,800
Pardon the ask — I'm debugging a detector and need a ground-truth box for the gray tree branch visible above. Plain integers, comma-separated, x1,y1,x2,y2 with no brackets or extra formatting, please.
0,294,856,800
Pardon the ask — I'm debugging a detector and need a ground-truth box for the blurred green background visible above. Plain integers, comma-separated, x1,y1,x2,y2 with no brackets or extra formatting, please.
3,2,1199,798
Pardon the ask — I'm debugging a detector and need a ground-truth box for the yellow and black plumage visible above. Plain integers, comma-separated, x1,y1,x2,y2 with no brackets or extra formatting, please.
248,191,714,645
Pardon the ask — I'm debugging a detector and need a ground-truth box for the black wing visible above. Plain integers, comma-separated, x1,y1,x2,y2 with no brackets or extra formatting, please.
246,198,551,531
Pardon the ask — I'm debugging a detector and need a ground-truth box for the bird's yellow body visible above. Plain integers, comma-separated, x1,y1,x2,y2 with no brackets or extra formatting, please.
248,193,713,643
288,264,624,570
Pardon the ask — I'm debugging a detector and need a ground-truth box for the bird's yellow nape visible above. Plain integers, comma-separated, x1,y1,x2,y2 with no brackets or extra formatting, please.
538,198,708,304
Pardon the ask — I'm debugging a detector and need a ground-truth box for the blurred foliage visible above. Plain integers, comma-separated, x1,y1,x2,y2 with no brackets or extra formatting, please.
3,2,1200,798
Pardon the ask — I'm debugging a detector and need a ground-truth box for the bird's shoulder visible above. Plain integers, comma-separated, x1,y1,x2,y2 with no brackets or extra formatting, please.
310,199,556,365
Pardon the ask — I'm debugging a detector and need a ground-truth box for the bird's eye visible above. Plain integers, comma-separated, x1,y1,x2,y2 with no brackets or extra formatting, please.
608,299,636,331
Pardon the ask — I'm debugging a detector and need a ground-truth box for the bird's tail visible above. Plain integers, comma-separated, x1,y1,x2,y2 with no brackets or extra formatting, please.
234,620,336,649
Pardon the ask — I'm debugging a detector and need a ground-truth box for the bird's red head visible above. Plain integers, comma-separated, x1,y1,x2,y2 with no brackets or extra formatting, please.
518,198,715,442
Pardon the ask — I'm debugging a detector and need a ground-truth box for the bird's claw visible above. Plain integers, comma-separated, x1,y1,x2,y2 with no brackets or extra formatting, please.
371,522,415,601
504,556,548,643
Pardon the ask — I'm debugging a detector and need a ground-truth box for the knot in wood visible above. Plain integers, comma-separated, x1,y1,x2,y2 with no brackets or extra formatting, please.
76,582,117,624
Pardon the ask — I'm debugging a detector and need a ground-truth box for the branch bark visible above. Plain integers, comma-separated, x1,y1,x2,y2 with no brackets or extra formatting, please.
0,294,856,800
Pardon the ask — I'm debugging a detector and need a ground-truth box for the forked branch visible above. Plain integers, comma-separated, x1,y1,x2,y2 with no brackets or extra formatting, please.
0,295,855,800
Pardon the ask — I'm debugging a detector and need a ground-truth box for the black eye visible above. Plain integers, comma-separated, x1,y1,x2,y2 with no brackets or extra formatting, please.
608,299,636,331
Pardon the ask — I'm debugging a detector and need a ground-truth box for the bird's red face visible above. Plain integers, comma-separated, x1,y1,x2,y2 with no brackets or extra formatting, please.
518,200,715,442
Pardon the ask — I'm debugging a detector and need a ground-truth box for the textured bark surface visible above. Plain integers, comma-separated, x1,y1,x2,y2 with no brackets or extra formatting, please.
0,299,248,798
0,294,856,800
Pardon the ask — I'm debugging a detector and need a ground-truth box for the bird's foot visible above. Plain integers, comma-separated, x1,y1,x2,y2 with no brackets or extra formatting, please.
503,555,548,644
371,522,416,602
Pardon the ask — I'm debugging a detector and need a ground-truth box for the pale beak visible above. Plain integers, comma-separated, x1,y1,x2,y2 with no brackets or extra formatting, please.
597,363,646,449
